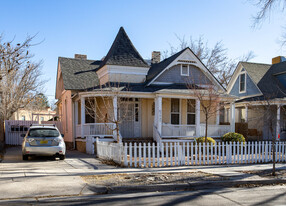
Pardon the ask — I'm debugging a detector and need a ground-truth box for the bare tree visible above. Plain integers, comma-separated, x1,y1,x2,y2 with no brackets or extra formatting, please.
247,94,282,176
162,35,255,87
250,0,286,46
84,82,130,142
186,73,224,143
0,34,45,147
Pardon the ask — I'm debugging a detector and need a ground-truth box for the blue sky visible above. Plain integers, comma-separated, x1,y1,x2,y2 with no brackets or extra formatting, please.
0,0,285,102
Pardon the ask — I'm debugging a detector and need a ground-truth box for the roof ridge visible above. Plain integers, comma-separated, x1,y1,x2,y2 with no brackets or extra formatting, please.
240,61,271,66
58,56,99,62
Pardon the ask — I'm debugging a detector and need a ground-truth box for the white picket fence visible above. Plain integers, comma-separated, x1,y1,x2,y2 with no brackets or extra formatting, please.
96,141,123,164
113,141,286,167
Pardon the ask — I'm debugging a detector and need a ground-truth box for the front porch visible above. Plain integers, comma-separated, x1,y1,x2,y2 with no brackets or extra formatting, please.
73,93,235,143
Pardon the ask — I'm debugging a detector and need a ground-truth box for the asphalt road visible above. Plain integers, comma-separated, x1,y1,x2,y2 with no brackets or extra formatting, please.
1,185,286,205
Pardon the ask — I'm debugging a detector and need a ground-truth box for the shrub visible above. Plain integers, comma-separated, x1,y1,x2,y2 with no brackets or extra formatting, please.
222,132,245,143
195,137,216,145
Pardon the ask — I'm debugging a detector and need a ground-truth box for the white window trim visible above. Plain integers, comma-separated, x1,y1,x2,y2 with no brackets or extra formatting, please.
180,64,189,76
170,98,181,125
239,71,246,94
187,100,196,125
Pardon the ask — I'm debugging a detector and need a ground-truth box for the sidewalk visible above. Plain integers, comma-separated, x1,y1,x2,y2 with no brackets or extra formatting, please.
0,146,285,200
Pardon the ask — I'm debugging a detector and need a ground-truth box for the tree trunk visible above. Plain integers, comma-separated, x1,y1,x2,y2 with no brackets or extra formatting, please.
205,114,208,143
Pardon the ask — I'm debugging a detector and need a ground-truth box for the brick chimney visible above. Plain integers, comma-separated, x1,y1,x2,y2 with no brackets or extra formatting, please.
272,56,286,64
151,51,161,64
74,54,87,60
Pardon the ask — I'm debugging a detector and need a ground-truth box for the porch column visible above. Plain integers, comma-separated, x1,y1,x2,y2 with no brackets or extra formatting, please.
75,101,78,125
230,102,235,132
276,104,281,140
113,96,118,141
196,99,201,137
216,104,220,125
157,96,162,134
245,105,248,123
81,97,85,138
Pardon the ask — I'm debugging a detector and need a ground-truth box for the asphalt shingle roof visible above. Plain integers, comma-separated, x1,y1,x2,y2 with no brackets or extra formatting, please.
59,57,101,90
100,27,149,68
240,62,271,85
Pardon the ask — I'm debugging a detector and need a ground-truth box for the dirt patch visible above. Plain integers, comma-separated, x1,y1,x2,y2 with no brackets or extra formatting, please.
81,172,228,187
242,169,286,179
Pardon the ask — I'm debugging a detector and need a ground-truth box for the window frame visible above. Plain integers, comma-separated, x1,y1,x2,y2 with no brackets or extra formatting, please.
239,70,246,94
187,99,196,125
170,98,181,125
180,64,189,76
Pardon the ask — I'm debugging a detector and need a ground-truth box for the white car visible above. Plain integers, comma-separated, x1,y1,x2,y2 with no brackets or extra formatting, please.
22,124,66,160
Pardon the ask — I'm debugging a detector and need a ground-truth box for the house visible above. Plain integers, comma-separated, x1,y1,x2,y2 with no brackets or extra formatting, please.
11,107,56,122
55,27,235,149
226,57,286,140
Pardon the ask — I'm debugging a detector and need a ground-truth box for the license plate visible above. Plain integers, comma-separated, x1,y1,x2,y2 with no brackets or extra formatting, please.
40,140,48,144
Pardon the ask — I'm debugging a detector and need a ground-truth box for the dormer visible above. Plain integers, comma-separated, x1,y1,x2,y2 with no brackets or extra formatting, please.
96,27,149,85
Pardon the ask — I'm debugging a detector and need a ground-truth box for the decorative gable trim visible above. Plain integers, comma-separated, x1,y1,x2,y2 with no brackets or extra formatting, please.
147,48,225,91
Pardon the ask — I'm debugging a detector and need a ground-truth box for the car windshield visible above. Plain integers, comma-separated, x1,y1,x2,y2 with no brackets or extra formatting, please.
28,128,59,137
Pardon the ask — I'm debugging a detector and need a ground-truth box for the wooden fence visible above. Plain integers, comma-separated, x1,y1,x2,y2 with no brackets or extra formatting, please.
121,141,286,167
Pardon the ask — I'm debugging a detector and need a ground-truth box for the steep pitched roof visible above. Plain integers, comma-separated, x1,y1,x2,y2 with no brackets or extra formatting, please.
240,62,271,85
146,48,188,83
59,57,101,90
100,27,149,68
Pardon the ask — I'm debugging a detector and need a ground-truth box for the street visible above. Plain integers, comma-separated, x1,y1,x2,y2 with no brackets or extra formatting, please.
1,185,286,205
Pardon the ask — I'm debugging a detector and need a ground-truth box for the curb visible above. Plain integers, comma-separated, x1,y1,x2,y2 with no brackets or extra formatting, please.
84,179,286,195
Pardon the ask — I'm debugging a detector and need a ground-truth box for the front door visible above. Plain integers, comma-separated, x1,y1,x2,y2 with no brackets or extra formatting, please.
119,98,141,138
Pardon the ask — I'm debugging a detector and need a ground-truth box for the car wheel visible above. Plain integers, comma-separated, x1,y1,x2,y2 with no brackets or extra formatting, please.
59,155,65,160
22,155,29,160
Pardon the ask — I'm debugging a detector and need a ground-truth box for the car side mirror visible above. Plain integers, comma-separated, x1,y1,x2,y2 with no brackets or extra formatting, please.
61,134,64,137
21,134,26,138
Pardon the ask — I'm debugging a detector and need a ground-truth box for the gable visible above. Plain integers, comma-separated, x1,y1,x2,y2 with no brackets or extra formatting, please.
148,48,223,91
154,64,212,85
229,71,261,98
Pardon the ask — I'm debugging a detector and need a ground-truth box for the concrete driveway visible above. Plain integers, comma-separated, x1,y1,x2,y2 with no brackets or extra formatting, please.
0,146,115,199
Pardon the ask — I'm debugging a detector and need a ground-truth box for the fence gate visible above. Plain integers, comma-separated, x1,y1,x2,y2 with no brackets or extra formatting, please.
5,120,63,145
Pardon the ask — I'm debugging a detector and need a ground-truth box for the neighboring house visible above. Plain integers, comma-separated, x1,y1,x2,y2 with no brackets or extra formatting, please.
55,27,235,148
227,57,286,140
11,107,56,122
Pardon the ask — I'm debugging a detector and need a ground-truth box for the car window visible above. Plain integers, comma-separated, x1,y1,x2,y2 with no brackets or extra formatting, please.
28,128,59,137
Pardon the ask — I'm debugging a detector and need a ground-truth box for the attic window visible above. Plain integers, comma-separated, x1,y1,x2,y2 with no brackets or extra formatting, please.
239,72,246,93
181,65,189,76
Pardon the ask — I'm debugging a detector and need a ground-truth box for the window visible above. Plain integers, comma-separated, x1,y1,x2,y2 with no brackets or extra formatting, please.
239,72,246,93
135,103,139,122
171,99,180,124
21,115,25,121
40,117,44,121
181,64,189,76
187,100,196,125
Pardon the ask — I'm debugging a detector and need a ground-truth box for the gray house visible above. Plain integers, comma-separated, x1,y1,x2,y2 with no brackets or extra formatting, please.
227,57,286,140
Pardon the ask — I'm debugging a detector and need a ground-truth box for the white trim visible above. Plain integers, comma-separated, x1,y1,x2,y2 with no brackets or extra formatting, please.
180,64,189,76
238,71,246,94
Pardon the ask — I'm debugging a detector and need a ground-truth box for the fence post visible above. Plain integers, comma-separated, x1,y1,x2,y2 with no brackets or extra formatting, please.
134,143,137,168
152,142,156,167
229,142,232,164
148,143,151,167
86,136,94,155
124,143,128,167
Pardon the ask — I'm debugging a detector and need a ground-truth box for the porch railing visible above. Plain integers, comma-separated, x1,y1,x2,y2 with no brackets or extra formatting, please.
76,123,115,138
162,124,196,138
200,124,231,137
